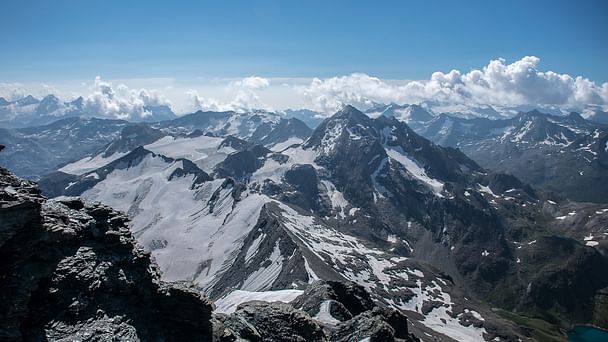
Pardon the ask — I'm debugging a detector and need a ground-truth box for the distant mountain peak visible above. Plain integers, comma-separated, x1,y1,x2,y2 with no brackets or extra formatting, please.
332,104,372,123
16,95,40,106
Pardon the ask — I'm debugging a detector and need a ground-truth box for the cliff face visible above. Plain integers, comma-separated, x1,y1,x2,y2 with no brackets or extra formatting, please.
0,167,214,341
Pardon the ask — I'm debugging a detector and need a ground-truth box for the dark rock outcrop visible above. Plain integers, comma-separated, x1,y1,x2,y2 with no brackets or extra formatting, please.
290,281,419,342
0,167,214,341
215,302,327,342
215,280,421,342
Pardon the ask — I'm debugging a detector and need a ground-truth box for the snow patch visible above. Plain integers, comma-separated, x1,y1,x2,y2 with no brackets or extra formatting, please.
214,289,304,314
321,180,350,218
313,300,341,325
384,146,444,196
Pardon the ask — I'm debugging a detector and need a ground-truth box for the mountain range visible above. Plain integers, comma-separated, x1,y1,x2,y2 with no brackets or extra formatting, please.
2,96,608,340
0,95,177,128
0,104,596,341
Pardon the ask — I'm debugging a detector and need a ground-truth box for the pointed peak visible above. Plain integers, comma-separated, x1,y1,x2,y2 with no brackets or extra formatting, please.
16,95,40,106
332,105,369,122
567,111,585,122
41,94,59,102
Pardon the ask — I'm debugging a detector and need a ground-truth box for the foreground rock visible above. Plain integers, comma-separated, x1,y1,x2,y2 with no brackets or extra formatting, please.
0,167,214,341
215,280,421,342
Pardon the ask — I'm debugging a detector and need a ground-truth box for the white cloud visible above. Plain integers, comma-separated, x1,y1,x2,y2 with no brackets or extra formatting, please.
2,58,607,118
300,56,608,114
231,76,270,90
82,76,171,120
188,88,270,113
188,76,272,112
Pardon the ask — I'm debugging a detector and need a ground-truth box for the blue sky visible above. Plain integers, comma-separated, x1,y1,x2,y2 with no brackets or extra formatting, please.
1,0,607,81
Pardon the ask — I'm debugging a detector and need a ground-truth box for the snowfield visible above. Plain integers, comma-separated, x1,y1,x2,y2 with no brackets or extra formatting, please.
80,152,271,290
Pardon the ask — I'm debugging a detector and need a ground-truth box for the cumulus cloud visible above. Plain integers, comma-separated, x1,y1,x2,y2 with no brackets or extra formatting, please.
300,56,608,114
188,76,272,112
83,77,171,120
2,58,607,118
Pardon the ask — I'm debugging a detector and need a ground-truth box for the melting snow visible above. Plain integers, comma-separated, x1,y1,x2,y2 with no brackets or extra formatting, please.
244,233,266,264
321,180,350,218
250,145,320,184
241,241,284,291
314,300,341,325
275,202,486,341
477,184,498,198
384,146,444,196
371,157,390,200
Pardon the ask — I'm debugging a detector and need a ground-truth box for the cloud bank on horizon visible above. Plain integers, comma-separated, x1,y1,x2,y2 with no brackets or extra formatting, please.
82,76,171,120
1,56,607,120
300,56,608,114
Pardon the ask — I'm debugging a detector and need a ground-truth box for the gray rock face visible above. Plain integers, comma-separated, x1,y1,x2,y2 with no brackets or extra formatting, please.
214,145,272,180
255,117,312,147
217,302,327,342
291,281,418,341
0,167,214,341
216,280,421,342
292,280,375,320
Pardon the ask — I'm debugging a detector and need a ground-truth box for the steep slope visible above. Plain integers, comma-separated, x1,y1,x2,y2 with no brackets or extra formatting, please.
0,167,214,341
418,110,608,203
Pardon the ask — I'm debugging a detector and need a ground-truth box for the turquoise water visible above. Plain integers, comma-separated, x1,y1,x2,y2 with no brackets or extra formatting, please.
568,326,608,342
